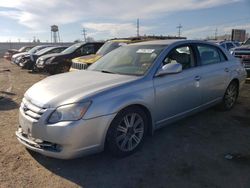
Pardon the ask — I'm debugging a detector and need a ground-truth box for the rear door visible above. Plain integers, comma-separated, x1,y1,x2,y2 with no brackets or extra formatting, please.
194,44,230,104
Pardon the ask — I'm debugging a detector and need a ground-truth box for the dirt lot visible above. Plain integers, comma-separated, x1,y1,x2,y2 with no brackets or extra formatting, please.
0,58,250,188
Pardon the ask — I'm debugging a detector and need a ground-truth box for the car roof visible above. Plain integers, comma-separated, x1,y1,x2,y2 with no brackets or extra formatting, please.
131,39,226,46
128,39,184,46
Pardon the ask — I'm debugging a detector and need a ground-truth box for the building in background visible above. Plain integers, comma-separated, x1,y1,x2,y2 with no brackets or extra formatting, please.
231,29,246,42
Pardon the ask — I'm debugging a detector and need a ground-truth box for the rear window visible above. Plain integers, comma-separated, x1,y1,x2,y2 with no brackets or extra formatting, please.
197,44,227,65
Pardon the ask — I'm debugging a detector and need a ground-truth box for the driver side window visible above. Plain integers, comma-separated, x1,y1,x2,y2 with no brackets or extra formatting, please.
163,46,195,70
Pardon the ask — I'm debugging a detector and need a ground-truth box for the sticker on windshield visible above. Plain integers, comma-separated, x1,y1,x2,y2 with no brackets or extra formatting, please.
118,43,128,46
136,49,155,53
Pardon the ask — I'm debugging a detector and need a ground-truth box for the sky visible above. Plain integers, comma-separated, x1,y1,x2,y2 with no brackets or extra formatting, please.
0,0,249,42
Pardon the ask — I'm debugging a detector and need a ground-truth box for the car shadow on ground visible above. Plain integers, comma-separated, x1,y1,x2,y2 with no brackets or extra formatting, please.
0,96,18,111
28,105,250,188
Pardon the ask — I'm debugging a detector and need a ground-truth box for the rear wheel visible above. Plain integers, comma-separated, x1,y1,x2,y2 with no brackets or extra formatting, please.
107,107,148,157
221,81,238,110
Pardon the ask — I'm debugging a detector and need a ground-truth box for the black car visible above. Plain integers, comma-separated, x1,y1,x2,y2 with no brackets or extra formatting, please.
35,42,104,74
19,46,68,70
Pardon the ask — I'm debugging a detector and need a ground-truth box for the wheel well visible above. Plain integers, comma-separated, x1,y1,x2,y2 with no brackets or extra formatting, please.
228,78,239,97
123,104,153,135
231,78,239,88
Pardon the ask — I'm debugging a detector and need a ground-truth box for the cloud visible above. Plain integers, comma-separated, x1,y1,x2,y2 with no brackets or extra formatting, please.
84,22,151,39
183,22,250,39
0,0,242,30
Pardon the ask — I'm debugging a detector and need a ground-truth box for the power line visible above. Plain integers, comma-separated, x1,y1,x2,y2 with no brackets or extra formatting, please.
177,24,183,37
137,18,140,37
215,28,218,40
82,28,87,42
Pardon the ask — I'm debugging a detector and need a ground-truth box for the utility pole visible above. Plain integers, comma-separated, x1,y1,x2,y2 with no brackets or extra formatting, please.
177,24,183,37
82,28,87,42
214,28,218,40
137,18,140,37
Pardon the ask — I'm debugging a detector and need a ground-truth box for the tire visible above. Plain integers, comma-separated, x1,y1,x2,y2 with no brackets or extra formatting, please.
221,81,239,111
106,106,148,157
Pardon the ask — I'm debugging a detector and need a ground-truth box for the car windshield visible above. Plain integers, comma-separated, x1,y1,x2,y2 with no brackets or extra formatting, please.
18,46,26,52
62,43,83,54
35,47,54,55
244,38,250,45
28,46,47,54
96,41,127,56
88,45,165,76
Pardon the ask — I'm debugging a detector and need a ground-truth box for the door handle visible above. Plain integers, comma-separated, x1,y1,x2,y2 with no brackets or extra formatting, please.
194,75,201,81
224,68,229,72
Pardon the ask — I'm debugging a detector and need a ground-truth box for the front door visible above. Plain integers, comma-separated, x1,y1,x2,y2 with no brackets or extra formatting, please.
153,45,202,125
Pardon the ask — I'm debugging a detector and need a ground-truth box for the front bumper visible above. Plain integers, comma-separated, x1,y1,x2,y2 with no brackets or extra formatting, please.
17,108,116,159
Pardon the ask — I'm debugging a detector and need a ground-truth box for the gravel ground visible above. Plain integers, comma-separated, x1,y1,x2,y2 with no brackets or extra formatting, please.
0,58,250,188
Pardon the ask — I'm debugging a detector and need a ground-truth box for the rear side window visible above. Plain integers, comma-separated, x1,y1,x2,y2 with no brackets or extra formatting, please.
226,43,234,50
197,45,226,65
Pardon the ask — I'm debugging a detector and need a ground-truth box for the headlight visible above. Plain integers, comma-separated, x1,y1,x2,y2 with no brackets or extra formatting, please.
48,102,91,124
37,59,44,65
17,56,23,60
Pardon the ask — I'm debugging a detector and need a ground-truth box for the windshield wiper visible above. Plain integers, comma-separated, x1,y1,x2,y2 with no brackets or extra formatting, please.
101,70,116,74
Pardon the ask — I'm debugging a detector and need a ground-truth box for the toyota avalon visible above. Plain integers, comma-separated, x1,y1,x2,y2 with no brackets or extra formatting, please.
16,40,246,159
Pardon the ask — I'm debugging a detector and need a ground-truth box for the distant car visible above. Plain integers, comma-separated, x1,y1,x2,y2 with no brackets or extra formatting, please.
19,46,68,70
70,39,134,71
35,42,104,74
231,38,250,77
4,46,34,60
11,45,54,65
16,40,246,159
216,41,239,51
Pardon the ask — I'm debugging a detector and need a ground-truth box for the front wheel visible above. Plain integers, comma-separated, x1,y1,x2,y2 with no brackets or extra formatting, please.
221,81,239,110
107,107,148,157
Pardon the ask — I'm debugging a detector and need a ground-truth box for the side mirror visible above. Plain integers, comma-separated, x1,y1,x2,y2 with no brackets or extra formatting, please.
155,63,182,77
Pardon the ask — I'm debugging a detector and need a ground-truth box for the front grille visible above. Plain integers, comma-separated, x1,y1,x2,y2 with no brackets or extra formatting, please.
16,130,61,152
21,98,46,121
71,62,88,70
234,52,250,56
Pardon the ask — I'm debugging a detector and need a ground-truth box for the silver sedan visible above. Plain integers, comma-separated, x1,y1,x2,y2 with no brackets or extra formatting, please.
16,40,247,159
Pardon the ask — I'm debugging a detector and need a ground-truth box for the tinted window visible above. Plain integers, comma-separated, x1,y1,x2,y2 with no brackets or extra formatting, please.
226,43,234,50
51,47,65,53
197,45,221,65
97,41,127,56
75,44,95,56
245,38,250,45
163,46,195,70
218,49,227,62
82,44,95,55
220,43,226,48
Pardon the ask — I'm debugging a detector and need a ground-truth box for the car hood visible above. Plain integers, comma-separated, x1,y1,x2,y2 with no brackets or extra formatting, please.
12,52,28,59
73,54,102,64
8,49,19,53
39,53,65,60
24,70,138,108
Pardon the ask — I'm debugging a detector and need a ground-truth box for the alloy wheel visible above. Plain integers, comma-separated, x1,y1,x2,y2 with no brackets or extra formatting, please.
115,113,144,152
224,83,238,109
